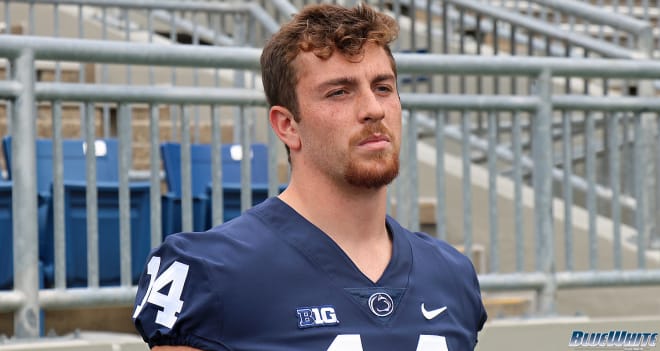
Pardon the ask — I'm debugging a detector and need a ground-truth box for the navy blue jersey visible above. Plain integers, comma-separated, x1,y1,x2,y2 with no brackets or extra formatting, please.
133,197,487,350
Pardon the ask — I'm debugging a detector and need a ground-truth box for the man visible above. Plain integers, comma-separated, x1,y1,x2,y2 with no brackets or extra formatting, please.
133,3,487,350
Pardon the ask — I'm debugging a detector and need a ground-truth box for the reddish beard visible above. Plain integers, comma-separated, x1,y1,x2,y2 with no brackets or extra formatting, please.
344,123,400,189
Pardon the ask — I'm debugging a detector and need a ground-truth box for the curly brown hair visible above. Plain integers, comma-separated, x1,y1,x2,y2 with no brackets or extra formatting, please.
260,3,399,121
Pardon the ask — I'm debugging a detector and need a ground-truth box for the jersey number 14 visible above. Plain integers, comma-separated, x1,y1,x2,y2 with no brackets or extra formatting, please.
328,334,448,351
133,257,449,351
133,256,189,329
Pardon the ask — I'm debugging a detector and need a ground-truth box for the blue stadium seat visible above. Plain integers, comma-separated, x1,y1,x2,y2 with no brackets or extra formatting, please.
55,180,151,287
399,48,431,84
160,143,214,236
0,178,45,334
0,179,13,290
160,142,278,236
0,179,46,300
214,144,270,224
3,137,151,287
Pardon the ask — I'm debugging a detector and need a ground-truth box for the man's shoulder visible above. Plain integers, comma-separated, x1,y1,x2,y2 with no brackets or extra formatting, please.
154,198,284,268
388,217,474,270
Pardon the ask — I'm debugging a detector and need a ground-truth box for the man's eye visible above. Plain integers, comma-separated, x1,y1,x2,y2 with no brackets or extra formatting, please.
376,85,393,93
328,90,346,97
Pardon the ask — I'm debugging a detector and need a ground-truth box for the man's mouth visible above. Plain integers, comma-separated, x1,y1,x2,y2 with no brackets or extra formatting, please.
359,133,390,146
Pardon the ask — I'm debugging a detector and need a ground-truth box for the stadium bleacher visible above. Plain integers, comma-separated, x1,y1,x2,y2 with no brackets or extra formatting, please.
1,0,660,349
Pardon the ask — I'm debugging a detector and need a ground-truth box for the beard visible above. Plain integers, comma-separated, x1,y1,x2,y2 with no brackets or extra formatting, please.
343,124,400,189
344,152,399,189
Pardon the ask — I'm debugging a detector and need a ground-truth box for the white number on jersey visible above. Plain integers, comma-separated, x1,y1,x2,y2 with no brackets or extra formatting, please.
133,256,190,328
417,335,449,351
327,335,362,350
328,334,448,350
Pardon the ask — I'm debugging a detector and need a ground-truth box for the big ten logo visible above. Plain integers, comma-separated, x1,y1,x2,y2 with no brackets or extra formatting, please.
296,306,340,328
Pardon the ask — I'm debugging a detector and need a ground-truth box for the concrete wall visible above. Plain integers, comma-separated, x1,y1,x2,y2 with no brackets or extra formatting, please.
477,315,660,351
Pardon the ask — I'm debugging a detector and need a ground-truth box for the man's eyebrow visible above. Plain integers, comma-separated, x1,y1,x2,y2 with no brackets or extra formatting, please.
317,73,396,91
317,76,358,90
373,73,396,84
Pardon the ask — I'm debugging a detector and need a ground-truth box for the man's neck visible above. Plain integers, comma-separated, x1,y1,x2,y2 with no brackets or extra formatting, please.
278,174,392,282
280,176,389,238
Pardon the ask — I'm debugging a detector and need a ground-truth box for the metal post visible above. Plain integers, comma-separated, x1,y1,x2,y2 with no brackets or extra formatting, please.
52,101,66,290
635,20,659,250
461,111,473,261
149,103,162,248
12,48,40,338
211,104,224,226
533,68,556,315
239,106,252,214
487,111,499,273
639,111,658,250
233,13,247,144
435,111,447,240
85,102,99,288
180,105,192,232
118,103,132,286
407,109,420,232
396,111,411,229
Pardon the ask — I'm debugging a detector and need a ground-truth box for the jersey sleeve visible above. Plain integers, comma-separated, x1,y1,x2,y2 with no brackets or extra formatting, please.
417,233,489,346
443,239,488,343
468,254,488,337
132,233,230,350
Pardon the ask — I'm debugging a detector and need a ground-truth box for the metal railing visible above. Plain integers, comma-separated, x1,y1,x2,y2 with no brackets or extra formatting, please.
0,0,278,151
270,0,653,58
481,0,656,54
2,0,654,105
1,35,660,338
1,0,278,46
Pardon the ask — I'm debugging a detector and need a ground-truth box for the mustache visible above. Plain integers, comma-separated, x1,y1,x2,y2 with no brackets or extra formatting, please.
349,123,393,145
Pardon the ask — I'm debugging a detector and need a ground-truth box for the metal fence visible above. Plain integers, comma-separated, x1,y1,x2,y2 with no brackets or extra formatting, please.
1,34,660,338
0,0,279,152
1,0,660,340
4,0,654,93
270,0,654,57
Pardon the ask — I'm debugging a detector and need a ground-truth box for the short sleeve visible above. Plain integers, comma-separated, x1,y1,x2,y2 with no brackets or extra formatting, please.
132,233,230,350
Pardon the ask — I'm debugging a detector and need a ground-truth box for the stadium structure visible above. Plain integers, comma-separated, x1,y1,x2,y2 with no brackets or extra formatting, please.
1,0,660,350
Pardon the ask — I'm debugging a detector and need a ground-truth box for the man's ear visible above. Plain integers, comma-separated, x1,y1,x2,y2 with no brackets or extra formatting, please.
269,106,301,152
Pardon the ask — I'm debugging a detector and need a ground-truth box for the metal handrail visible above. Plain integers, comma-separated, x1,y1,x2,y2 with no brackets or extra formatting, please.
1,35,660,337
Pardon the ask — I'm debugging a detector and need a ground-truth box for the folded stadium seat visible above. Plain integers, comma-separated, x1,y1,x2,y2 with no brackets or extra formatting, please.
160,142,214,236
0,179,45,336
3,137,151,288
399,48,431,85
0,179,13,290
160,142,283,236
209,144,271,227
3,136,52,276
0,178,47,304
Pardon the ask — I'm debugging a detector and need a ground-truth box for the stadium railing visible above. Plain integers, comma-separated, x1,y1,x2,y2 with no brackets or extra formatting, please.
3,137,151,288
1,35,660,338
160,142,274,235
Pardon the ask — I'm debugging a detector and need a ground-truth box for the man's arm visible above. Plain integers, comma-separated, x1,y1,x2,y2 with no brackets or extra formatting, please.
152,346,203,351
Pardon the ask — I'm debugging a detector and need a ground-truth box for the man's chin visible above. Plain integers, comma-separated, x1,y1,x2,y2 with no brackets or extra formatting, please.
344,167,399,189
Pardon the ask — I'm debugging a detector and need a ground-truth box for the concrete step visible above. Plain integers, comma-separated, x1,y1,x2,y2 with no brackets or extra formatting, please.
482,293,535,319
0,330,147,351
1,306,138,340
0,62,95,84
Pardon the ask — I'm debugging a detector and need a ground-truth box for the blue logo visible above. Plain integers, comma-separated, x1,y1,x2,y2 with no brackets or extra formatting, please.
296,306,339,329
569,330,658,348
368,292,394,317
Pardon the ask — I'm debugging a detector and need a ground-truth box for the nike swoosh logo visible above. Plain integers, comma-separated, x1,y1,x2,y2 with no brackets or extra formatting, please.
421,303,447,320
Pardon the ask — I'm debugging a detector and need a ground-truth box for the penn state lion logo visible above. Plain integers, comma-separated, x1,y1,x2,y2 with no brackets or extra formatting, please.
368,292,394,317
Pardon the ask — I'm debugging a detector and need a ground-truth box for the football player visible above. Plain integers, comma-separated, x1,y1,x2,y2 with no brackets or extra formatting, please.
133,3,487,350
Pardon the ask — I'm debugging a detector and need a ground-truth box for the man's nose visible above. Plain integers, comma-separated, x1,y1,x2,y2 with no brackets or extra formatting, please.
358,91,385,123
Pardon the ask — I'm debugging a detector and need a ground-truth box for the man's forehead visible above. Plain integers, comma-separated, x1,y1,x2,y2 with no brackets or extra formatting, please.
294,45,394,84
